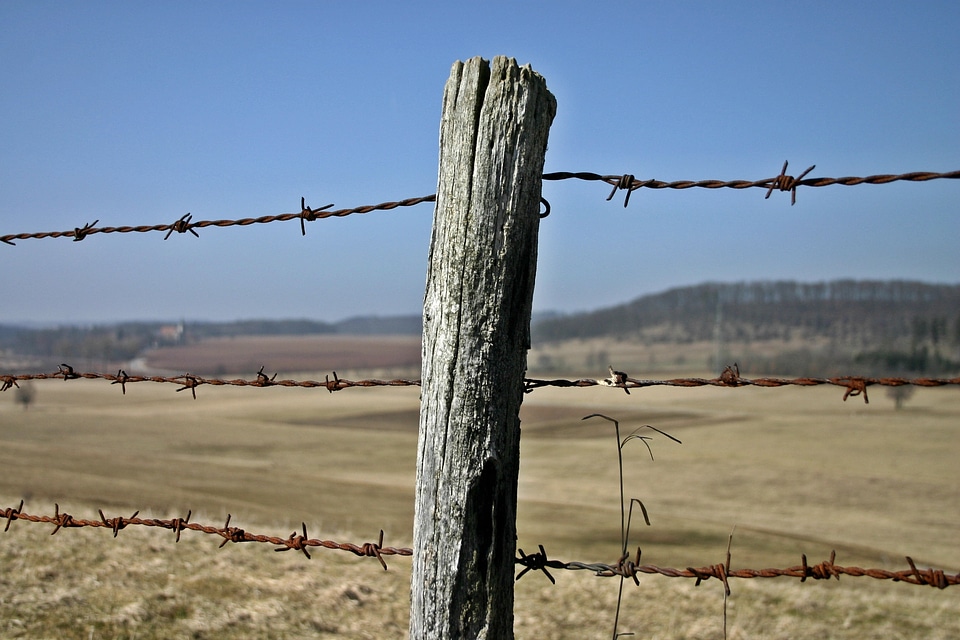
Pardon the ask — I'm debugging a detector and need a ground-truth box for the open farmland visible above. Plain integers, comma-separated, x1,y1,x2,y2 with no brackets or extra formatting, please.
1,337,958,638
141,334,422,377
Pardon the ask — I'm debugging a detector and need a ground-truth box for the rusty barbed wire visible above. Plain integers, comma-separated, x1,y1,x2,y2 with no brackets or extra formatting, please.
0,501,409,568
0,367,420,398
2,501,953,590
525,364,960,404
3,365,958,402
3,166,958,245
543,164,960,206
514,545,959,590
0,194,437,246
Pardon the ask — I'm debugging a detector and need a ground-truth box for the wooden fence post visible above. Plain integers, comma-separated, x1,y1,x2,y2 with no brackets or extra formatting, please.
410,56,556,639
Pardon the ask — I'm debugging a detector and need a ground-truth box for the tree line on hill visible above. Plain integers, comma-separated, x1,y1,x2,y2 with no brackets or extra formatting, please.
532,279,960,377
0,316,421,368
2,280,958,377
533,280,960,344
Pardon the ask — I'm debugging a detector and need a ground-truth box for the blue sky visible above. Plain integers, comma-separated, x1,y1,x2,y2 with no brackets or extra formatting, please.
1,1,958,324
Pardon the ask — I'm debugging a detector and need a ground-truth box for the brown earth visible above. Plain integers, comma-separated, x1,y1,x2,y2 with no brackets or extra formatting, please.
142,335,422,376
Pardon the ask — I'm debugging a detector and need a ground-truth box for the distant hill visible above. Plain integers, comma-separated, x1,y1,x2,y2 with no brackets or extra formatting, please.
532,280,960,347
3,281,959,376
530,280,960,378
0,315,421,368
333,315,422,336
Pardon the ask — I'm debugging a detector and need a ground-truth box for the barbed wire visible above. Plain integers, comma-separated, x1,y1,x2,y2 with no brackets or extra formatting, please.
0,366,420,398
0,364,960,404
524,364,960,404
0,501,408,568
4,363,956,403
514,545,959,590
4,161,958,634
544,163,960,206
2,502,954,591
3,164,957,245
0,194,437,246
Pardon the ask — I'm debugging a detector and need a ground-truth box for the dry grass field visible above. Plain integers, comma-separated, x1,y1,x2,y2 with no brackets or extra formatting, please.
1,338,958,638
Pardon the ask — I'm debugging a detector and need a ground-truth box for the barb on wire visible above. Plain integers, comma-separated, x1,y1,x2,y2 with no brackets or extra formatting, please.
604,366,631,394
299,197,335,236
839,377,870,403
164,213,199,240
516,544,556,584
717,363,745,387
326,371,342,393
57,363,80,381
111,369,129,394
607,174,636,208
176,374,202,399
764,160,815,205
255,365,278,387
0,503,411,569
72,220,99,242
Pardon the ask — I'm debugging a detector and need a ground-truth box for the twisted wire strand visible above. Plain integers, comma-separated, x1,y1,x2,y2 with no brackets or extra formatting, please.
0,502,408,568
542,168,960,205
3,167,957,245
0,194,437,245
4,366,958,402
2,503,954,589
514,546,958,590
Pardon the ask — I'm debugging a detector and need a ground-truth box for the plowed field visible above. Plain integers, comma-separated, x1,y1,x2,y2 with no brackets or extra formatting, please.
143,334,421,376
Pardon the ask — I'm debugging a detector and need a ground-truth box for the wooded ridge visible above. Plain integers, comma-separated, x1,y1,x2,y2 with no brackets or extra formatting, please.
3,280,959,373
532,279,960,348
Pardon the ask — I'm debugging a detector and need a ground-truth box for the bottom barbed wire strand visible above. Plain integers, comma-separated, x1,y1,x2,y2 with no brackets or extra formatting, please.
1,503,954,588
513,545,959,589
0,503,410,568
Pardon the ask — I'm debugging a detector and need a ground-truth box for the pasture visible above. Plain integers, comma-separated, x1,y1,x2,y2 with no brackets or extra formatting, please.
1,338,958,638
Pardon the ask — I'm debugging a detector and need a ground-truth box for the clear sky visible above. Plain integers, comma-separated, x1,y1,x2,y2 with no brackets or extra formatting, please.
1,1,958,325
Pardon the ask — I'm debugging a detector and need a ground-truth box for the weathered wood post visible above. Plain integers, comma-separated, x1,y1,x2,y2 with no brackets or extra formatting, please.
410,56,555,639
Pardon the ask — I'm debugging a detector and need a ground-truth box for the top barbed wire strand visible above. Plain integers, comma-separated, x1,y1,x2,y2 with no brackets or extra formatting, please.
0,195,438,245
2,167,958,245
543,166,960,206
